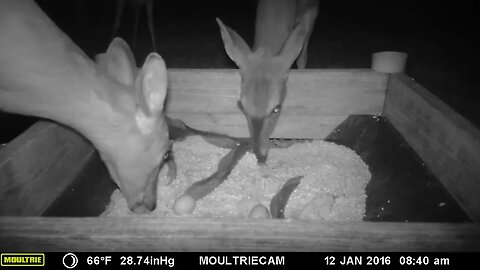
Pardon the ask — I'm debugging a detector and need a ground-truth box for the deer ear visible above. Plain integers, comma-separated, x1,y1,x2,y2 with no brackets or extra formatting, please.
277,11,311,69
216,18,251,69
135,53,168,117
96,37,137,87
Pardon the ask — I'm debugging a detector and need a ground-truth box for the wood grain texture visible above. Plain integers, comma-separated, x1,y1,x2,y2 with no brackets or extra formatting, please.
384,73,480,222
166,69,388,139
0,217,478,252
0,121,95,216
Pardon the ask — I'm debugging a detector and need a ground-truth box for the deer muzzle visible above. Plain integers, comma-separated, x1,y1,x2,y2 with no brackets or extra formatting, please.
250,117,269,164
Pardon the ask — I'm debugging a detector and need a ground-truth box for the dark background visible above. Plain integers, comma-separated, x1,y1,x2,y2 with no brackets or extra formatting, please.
1,0,479,143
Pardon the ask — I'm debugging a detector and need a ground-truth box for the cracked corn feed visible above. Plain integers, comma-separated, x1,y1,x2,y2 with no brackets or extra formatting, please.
103,135,370,221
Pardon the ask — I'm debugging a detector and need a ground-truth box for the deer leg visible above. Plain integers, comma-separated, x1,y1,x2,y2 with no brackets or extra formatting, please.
112,0,126,40
296,27,313,69
296,0,319,69
146,0,157,51
132,5,140,51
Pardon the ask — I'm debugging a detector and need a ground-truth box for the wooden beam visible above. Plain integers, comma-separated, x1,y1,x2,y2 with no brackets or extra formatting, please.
166,69,388,139
384,74,480,222
0,217,478,251
0,121,95,216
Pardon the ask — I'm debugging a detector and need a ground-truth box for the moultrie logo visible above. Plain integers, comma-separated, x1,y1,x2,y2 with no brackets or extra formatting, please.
1,253,45,266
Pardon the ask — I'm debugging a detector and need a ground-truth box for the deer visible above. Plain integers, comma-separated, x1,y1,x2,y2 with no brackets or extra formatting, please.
112,0,156,51
216,0,319,166
0,0,173,214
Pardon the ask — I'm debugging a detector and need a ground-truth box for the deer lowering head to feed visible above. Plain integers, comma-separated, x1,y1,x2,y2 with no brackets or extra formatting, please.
217,0,318,165
0,0,171,214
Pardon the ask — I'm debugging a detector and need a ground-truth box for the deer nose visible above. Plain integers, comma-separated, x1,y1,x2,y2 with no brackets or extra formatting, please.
250,117,269,164
129,195,157,214
256,154,267,164
130,200,156,214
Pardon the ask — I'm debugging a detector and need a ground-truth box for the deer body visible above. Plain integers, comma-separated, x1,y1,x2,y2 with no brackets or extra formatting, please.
217,0,318,164
0,0,171,214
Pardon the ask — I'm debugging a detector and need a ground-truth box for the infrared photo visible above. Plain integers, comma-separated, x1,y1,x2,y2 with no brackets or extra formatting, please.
0,0,480,256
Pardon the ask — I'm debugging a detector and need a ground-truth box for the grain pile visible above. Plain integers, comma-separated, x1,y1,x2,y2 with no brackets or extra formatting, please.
102,135,371,221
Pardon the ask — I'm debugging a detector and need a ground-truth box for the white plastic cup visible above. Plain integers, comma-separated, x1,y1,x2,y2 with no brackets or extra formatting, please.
371,51,408,73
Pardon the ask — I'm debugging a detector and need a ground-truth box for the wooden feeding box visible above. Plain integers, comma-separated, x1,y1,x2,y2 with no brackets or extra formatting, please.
0,69,479,251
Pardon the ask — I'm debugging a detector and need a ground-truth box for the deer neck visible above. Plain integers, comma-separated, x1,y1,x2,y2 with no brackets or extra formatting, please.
0,37,136,137
0,56,137,147
253,0,297,55
0,0,137,150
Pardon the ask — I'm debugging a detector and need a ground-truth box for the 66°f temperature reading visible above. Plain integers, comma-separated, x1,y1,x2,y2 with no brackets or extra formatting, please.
87,256,112,266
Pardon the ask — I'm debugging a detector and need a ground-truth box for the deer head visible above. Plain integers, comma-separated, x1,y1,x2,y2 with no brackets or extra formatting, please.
95,38,171,213
0,0,171,214
216,13,311,164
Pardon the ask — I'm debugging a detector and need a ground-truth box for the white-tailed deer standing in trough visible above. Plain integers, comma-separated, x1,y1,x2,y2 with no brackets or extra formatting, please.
216,0,319,165
112,0,156,51
0,0,173,214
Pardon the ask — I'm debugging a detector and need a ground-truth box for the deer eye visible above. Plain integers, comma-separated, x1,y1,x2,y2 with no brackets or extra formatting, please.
271,105,281,114
163,150,172,161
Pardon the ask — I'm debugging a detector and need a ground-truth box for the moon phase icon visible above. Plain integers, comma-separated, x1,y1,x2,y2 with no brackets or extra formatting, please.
62,253,78,269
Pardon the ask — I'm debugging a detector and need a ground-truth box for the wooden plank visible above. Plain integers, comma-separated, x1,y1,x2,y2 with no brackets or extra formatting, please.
166,69,388,139
384,73,480,222
0,217,479,251
0,121,95,216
